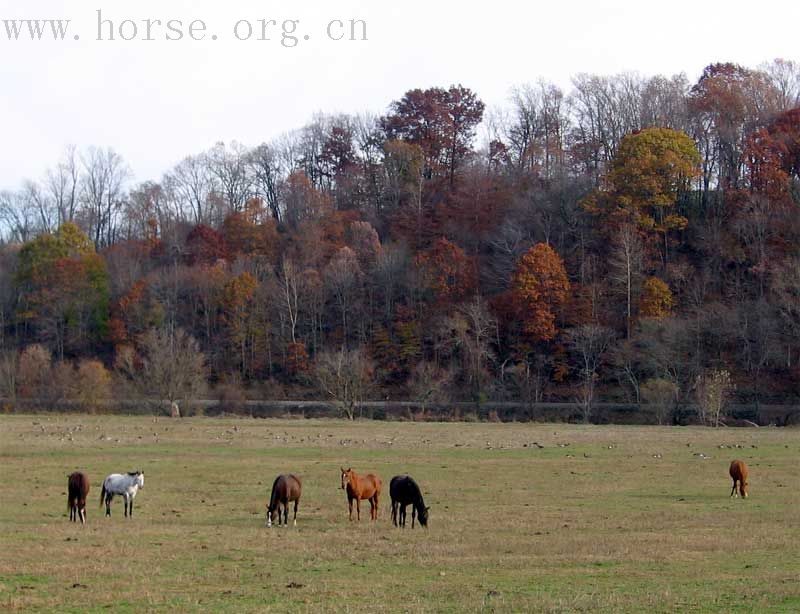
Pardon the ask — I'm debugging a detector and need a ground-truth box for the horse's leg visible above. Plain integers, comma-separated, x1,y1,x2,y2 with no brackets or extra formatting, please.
124,494,129,518
412,505,416,528
283,501,289,527
356,498,361,521
293,500,298,527
730,481,737,497
391,500,397,526
80,506,86,525
348,496,353,521
105,495,112,517
130,496,134,518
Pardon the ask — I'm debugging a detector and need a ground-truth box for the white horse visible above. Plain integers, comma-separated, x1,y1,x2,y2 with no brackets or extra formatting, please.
100,471,144,518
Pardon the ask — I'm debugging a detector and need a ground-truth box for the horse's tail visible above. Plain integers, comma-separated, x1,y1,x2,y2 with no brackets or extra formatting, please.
268,475,281,511
99,481,106,508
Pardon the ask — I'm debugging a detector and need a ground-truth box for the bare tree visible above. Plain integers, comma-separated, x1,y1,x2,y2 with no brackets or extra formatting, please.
46,145,81,225
314,348,374,419
249,143,285,222
206,141,253,214
0,350,18,401
567,324,615,422
694,368,734,427
80,146,129,247
116,327,206,411
608,224,645,338
165,154,216,224
640,378,678,425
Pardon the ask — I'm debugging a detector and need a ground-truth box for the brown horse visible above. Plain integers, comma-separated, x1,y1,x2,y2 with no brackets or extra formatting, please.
729,460,749,498
67,472,90,524
266,474,302,528
341,467,381,521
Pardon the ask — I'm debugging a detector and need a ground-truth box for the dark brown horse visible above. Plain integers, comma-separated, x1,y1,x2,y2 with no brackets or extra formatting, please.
266,474,302,528
390,475,429,528
67,472,90,524
729,460,749,498
341,467,381,521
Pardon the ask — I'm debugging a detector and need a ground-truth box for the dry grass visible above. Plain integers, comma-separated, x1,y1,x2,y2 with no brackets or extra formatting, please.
2,415,800,612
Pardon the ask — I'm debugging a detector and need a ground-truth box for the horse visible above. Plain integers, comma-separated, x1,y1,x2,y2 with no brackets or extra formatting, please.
67,472,90,524
729,460,749,498
266,474,302,528
390,475,429,529
340,467,381,521
100,471,144,517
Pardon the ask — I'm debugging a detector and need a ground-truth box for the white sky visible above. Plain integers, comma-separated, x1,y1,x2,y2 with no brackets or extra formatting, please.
0,0,798,188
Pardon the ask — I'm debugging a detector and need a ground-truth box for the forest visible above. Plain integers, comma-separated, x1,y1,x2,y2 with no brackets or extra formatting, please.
0,60,799,421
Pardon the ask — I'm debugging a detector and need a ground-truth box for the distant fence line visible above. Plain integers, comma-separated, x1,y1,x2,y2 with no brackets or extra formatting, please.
2,398,800,425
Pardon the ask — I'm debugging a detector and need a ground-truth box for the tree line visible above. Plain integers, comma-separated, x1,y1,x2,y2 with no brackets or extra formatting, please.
1,59,799,421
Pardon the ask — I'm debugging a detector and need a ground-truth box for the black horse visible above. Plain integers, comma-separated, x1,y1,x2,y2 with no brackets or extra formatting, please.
390,475,429,528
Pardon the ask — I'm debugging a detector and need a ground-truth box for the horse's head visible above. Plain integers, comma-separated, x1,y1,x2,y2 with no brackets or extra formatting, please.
418,505,430,527
340,468,352,490
136,471,144,489
741,480,749,498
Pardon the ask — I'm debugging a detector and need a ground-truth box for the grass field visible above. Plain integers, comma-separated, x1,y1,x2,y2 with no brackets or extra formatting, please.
1,415,800,612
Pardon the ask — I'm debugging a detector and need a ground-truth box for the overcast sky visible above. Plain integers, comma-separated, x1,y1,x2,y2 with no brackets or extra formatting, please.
0,0,797,188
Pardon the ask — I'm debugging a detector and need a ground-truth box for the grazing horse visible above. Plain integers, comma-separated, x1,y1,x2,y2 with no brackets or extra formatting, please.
67,472,90,524
100,471,144,517
266,474,302,528
390,475,429,529
729,460,749,498
340,467,381,521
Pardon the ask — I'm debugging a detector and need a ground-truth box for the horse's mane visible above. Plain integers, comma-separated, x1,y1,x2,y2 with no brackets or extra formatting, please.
127,471,141,476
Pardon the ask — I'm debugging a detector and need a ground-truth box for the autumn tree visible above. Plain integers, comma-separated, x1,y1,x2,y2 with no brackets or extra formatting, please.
587,127,701,266
382,85,485,187
509,243,570,343
639,277,675,319
415,238,475,308
220,272,258,378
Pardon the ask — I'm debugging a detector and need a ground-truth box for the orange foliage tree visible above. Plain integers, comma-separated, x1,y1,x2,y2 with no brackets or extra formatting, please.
510,243,570,343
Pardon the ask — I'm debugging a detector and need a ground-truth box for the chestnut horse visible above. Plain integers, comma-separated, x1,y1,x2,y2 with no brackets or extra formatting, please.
729,460,749,498
340,467,381,521
266,474,302,528
67,472,90,524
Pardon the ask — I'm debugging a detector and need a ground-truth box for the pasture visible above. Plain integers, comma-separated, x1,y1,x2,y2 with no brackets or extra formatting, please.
1,415,800,612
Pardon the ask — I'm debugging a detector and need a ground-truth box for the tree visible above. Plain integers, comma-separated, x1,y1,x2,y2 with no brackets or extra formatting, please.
640,378,678,425
639,277,675,319
73,359,112,413
510,243,570,342
116,327,206,411
16,344,52,399
566,324,615,422
220,272,258,378
608,224,645,338
694,368,734,427
314,348,374,419
416,238,475,308
587,127,701,266
382,85,485,186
